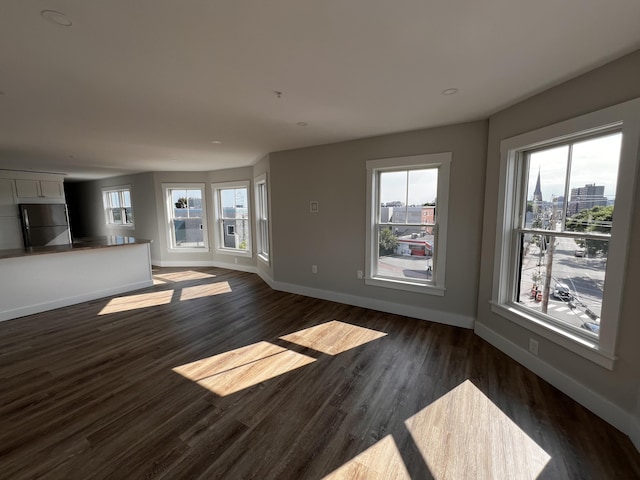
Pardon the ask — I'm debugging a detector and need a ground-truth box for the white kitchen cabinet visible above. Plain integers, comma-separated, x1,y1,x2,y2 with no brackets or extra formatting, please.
0,216,23,249
0,179,18,217
15,179,65,200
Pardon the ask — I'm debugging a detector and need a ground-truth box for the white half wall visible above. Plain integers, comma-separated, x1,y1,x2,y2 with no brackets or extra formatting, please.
0,243,153,322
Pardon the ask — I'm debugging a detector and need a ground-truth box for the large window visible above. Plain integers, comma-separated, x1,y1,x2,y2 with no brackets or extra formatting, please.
254,174,269,262
163,184,208,251
212,181,251,257
365,153,451,295
102,186,133,227
492,98,640,369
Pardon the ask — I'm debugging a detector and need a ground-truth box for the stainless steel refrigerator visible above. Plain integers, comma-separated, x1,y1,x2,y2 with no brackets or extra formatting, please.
19,203,72,248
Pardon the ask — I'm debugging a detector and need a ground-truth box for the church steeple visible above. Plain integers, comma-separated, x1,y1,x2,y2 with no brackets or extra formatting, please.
533,168,543,202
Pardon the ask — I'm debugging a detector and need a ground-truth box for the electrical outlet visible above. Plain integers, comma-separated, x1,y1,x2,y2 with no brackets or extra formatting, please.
311,265,317,274
234,257,238,264
357,270,363,279
529,338,539,356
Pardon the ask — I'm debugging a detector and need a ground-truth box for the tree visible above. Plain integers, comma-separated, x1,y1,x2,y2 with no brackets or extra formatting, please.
565,205,613,256
378,228,398,256
175,197,188,208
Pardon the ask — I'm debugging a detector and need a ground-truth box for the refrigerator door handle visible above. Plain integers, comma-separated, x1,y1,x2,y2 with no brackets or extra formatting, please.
22,209,30,230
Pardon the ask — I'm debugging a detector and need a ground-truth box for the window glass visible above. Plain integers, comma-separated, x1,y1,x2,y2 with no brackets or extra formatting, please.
515,133,621,340
366,153,450,295
212,182,251,255
103,187,133,227
166,186,207,249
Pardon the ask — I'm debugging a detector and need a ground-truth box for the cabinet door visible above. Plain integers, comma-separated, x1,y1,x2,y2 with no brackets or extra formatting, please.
15,179,40,198
0,216,23,249
0,179,18,216
40,181,64,198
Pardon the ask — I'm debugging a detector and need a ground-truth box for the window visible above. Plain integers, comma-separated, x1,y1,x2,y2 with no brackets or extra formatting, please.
254,174,269,262
212,181,251,257
492,98,640,369
102,186,133,227
365,153,451,295
163,184,208,251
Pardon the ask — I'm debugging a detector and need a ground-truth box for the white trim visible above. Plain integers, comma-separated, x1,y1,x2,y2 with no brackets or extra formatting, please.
211,180,253,257
474,322,637,447
162,183,210,253
0,280,153,323
365,152,451,293
152,259,257,274
101,185,135,228
492,97,640,365
254,173,270,264
490,302,615,370
261,275,474,329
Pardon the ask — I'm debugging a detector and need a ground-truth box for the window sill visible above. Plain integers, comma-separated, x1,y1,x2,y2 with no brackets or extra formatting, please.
168,247,210,253
106,224,135,230
257,253,270,265
365,276,445,296
490,301,615,370
215,248,252,258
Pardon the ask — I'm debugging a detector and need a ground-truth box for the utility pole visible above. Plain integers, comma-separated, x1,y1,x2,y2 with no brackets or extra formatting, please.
541,197,556,314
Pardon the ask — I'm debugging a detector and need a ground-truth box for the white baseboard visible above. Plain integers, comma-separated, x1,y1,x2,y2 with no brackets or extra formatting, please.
0,280,153,323
475,321,638,451
152,259,257,274
260,276,474,329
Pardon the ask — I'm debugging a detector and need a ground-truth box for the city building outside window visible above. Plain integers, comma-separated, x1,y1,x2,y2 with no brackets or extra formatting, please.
365,153,451,295
491,98,640,369
212,181,252,257
102,186,134,227
163,184,208,251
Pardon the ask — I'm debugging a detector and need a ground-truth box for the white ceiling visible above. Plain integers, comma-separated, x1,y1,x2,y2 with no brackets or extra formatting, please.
1,1,639,180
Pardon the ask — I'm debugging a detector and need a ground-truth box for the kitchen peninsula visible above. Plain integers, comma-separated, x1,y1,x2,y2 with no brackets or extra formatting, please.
0,236,153,322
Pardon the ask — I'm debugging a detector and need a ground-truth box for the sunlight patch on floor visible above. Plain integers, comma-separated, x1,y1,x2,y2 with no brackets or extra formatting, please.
173,341,316,396
153,270,217,283
404,380,551,480
280,320,387,355
179,281,232,301
322,435,410,480
98,290,174,315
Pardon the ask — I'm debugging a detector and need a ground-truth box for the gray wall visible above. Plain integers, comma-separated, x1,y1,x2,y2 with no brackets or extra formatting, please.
477,50,640,416
269,120,488,324
66,172,160,260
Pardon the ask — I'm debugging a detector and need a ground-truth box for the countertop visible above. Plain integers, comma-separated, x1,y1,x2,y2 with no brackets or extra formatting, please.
0,236,152,260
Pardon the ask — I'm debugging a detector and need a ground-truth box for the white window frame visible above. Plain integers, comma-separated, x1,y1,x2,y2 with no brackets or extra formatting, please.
491,98,640,370
162,183,209,253
102,186,134,228
211,180,252,257
365,153,451,295
254,173,270,264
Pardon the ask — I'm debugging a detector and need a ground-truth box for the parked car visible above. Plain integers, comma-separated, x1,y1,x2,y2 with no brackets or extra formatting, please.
581,321,600,333
574,248,585,257
552,283,572,301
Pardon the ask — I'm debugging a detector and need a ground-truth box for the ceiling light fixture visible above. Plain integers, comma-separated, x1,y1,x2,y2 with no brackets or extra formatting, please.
210,140,222,144
296,122,308,127
41,10,73,27
441,88,459,96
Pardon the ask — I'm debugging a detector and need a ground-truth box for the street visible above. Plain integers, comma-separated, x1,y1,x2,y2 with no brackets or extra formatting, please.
519,236,606,331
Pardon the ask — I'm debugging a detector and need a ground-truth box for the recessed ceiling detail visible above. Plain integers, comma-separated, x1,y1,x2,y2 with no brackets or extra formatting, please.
40,10,73,27
441,88,459,96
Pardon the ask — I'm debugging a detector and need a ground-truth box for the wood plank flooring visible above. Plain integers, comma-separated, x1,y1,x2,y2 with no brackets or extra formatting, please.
1,267,639,479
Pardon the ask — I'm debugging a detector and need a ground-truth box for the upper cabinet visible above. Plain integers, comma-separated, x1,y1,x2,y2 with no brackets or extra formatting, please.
0,171,66,205
15,179,65,200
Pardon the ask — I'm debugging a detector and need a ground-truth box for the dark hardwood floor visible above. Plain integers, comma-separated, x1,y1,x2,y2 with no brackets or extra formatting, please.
1,267,639,479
